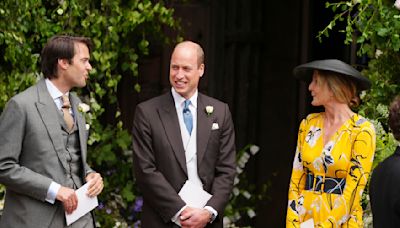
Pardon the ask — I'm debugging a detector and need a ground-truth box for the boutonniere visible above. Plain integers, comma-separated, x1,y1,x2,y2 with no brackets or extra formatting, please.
205,105,214,116
78,103,90,113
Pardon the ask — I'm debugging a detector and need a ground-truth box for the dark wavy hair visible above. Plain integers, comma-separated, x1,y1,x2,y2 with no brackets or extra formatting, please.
41,35,92,79
389,96,400,141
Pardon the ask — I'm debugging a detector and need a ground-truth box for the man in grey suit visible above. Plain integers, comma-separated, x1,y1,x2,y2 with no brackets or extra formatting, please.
0,35,103,227
132,41,236,227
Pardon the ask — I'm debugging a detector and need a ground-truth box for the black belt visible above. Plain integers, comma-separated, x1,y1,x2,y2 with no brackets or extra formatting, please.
305,173,345,195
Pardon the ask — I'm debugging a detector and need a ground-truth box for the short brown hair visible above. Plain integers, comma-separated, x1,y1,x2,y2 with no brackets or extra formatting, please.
389,96,400,141
318,70,360,108
41,35,92,79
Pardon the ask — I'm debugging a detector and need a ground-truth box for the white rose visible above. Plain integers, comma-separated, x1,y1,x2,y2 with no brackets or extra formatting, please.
205,105,214,115
78,103,90,113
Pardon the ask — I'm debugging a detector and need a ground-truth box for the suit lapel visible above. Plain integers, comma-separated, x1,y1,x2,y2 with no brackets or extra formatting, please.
158,93,188,175
35,79,69,171
70,93,88,164
197,94,213,165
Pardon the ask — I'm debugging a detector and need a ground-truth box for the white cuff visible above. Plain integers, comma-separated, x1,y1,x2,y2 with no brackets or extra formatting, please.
45,182,61,204
171,205,187,225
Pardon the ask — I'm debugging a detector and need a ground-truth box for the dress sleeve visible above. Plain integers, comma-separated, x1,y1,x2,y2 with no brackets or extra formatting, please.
321,123,376,227
286,119,308,228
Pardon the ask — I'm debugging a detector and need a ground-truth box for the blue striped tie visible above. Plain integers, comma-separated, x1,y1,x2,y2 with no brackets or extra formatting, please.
183,100,193,135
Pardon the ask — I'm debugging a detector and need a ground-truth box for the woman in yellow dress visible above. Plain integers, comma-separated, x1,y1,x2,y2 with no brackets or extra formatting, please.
286,59,376,227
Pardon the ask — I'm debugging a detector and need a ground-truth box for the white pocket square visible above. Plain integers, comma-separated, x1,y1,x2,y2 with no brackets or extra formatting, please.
211,123,219,130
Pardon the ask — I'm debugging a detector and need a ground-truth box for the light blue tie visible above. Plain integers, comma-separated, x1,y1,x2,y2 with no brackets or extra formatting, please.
183,100,193,135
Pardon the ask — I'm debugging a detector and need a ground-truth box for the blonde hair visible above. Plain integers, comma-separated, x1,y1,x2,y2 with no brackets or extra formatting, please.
317,70,360,108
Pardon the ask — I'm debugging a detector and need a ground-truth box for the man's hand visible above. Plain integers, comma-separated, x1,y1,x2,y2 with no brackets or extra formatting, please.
56,186,77,214
85,172,103,197
180,207,211,228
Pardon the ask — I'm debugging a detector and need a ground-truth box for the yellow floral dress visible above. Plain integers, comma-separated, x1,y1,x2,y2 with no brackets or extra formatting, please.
286,113,376,227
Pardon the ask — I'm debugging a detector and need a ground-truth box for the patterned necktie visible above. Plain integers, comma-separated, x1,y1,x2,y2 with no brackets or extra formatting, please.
61,95,74,132
183,100,193,135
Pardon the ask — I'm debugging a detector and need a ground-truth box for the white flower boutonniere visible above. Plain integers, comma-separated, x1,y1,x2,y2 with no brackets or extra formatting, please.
205,105,214,116
78,103,90,113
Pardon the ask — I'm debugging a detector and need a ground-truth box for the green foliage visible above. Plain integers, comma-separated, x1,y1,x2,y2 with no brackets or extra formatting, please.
224,144,270,228
320,0,400,226
0,0,179,226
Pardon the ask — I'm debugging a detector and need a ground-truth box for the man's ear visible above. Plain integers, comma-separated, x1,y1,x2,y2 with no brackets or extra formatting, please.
199,63,205,77
58,59,69,70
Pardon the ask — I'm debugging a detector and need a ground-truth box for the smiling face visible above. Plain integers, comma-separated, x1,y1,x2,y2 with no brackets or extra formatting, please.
308,70,334,106
60,42,92,90
169,42,204,99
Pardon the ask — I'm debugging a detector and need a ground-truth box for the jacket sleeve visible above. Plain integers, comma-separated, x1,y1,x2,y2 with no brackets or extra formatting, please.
0,99,53,201
286,119,307,228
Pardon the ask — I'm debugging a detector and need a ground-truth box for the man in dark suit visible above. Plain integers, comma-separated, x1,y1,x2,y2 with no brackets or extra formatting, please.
0,35,103,227
132,41,236,227
369,96,400,227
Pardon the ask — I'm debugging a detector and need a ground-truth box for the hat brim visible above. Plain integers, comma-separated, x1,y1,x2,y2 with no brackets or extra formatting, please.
293,59,371,90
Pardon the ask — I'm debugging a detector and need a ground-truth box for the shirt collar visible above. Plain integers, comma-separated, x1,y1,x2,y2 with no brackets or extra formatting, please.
45,78,68,99
171,87,198,109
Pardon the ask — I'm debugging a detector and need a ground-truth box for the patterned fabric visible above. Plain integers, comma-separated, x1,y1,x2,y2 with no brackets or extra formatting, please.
286,113,376,227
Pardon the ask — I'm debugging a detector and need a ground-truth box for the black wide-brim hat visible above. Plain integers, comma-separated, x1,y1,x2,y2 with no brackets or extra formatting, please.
293,59,371,90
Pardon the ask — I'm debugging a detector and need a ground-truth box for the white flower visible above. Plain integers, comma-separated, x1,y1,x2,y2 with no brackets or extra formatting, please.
247,209,256,218
249,145,260,155
205,105,214,116
375,49,383,58
223,217,232,227
85,124,90,130
305,126,321,147
293,150,303,171
78,103,90,113
233,187,240,196
234,176,240,185
360,90,366,100
242,191,251,199
395,0,400,10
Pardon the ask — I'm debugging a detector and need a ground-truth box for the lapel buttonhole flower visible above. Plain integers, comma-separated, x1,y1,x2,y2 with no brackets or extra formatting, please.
78,103,90,113
205,105,214,116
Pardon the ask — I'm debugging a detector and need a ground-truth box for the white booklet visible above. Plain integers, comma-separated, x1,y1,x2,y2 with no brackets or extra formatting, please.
300,218,315,228
175,180,212,226
178,180,212,208
65,182,99,226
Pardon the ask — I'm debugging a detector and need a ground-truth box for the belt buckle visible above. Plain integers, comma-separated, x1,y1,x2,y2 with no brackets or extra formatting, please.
313,174,325,194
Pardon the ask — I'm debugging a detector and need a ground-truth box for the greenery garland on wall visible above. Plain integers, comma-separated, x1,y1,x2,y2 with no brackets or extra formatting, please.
319,0,400,226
